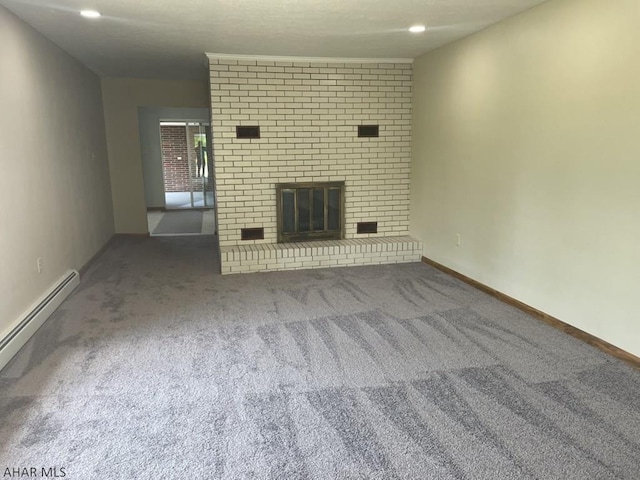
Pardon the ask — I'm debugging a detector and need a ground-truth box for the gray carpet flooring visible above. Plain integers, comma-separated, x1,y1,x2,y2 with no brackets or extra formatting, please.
153,210,203,234
1,235,639,479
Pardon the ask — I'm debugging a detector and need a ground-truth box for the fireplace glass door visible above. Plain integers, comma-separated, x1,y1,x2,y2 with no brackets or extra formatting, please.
277,182,344,243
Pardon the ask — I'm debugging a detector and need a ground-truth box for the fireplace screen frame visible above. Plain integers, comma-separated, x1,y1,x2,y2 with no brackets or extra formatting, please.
276,181,345,243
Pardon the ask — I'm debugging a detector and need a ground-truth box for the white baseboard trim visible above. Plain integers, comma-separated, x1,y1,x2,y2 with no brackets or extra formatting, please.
0,270,80,372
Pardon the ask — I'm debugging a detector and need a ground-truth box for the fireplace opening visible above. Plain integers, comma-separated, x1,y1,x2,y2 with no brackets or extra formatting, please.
276,182,344,243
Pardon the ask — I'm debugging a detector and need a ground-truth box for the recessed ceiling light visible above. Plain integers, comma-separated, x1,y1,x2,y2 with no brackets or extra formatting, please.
409,25,426,33
80,10,101,19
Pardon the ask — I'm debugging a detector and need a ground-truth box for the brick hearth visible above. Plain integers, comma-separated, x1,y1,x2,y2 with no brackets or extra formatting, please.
219,236,422,274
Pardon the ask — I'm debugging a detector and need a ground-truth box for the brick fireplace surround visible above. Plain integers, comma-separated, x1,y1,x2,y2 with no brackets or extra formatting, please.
208,55,422,274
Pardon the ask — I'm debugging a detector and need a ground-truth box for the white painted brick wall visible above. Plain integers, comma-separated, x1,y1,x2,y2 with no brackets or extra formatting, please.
209,58,413,248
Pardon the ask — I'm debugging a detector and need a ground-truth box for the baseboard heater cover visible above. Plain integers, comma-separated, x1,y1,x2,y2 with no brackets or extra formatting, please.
0,270,80,372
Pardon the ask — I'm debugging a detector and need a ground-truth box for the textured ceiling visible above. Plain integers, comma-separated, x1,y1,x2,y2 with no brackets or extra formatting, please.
1,0,549,79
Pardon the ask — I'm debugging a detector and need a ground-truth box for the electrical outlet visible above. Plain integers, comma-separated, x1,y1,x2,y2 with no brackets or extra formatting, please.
37,257,43,273
456,234,461,246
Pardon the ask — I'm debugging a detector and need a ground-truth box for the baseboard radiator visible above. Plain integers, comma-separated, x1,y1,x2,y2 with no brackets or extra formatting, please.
0,270,80,372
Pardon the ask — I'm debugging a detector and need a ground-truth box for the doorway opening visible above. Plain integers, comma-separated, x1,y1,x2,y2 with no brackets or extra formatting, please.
159,121,214,209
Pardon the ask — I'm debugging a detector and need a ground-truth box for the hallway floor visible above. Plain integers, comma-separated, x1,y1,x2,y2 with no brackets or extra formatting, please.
147,209,215,236
165,191,215,209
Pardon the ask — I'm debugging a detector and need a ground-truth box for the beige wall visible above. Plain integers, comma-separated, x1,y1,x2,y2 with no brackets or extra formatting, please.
0,7,113,335
101,78,209,233
411,0,640,356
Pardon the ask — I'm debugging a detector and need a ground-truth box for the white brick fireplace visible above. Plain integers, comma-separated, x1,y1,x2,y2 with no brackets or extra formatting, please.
207,54,422,274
